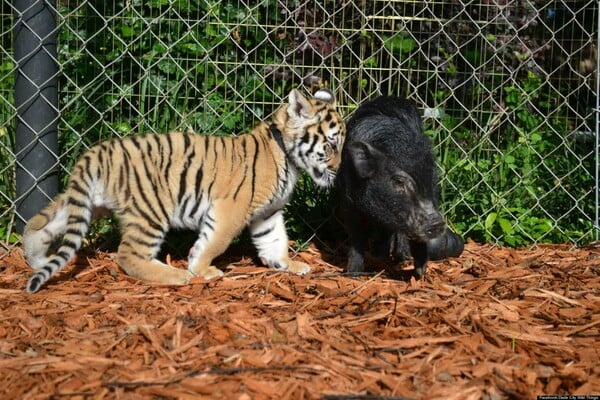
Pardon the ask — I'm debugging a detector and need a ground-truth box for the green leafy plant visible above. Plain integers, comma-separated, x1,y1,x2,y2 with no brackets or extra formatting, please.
0,59,16,242
428,71,595,246
2,1,597,249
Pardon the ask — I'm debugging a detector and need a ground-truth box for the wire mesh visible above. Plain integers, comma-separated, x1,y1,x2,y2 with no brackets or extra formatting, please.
1,0,598,254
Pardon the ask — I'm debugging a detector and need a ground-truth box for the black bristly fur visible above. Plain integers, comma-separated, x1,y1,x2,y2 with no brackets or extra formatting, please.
336,96,463,278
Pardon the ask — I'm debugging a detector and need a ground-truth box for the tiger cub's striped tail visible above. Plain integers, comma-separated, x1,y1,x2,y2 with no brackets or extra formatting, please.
24,179,94,293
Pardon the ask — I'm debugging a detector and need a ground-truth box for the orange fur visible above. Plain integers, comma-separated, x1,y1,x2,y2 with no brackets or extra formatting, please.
23,89,345,293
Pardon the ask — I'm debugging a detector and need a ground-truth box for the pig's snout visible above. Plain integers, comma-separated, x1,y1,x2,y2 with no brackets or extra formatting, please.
407,204,445,242
424,213,446,238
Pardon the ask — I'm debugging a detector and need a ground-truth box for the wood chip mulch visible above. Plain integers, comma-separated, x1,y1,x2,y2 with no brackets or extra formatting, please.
0,241,599,400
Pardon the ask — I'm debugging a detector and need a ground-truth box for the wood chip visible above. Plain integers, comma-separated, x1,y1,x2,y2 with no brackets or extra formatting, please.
0,241,598,398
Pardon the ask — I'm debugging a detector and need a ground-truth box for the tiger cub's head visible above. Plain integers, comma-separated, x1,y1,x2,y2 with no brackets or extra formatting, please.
279,88,346,188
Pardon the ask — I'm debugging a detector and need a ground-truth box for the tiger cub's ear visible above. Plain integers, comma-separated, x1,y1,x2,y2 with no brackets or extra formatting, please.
288,89,314,119
287,88,335,120
313,88,335,105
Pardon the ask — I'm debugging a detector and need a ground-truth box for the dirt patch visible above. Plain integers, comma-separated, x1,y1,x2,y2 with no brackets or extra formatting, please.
1,241,599,399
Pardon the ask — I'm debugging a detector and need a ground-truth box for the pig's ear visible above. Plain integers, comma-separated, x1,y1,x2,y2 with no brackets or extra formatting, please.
349,141,382,178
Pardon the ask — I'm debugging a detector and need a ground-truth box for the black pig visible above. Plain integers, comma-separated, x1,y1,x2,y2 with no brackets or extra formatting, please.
337,96,463,277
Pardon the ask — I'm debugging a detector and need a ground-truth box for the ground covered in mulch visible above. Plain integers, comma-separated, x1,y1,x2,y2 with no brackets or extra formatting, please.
0,241,599,400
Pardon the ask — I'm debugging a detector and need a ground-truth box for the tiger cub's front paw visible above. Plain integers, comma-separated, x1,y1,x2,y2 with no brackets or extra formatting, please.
287,260,311,275
260,257,310,275
203,267,225,280
190,265,224,280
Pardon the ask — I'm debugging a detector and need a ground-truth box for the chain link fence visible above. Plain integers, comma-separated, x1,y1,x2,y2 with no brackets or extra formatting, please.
1,0,598,255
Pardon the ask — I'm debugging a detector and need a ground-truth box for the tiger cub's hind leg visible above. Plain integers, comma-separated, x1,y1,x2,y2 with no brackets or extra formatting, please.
249,210,310,275
187,203,247,280
117,218,193,284
23,195,70,270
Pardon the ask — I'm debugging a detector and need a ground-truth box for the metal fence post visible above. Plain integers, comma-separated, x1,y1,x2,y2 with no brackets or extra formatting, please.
13,0,59,233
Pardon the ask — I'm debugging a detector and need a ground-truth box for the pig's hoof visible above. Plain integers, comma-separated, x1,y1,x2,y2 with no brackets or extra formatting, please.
427,229,464,260
413,265,427,277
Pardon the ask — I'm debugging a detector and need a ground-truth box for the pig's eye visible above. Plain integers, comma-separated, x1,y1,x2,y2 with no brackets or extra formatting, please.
391,177,408,193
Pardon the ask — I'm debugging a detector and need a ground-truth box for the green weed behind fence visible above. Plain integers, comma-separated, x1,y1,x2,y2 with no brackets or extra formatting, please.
1,0,598,252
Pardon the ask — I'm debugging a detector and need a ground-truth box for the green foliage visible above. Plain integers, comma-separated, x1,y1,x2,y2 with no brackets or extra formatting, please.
427,71,596,246
383,34,417,56
0,58,16,241
57,0,276,146
1,2,597,248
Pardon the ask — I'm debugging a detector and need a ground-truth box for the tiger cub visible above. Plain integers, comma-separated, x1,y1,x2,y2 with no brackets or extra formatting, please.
24,89,345,293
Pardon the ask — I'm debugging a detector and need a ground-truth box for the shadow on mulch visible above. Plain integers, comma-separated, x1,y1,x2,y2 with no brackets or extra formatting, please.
0,240,599,399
